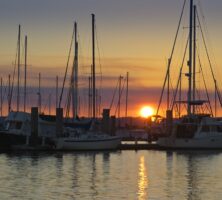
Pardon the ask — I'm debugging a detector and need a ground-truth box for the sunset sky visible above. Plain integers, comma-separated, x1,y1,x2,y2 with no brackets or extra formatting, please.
0,0,222,117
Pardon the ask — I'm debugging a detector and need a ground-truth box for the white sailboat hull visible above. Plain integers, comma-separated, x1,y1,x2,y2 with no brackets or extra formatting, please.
157,136,222,149
56,136,121,150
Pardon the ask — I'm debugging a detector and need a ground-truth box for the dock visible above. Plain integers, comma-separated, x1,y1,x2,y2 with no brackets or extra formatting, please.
120,142,161,150
0,141,162,152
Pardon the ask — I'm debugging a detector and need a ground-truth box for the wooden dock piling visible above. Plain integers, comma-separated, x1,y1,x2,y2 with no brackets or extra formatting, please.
30,107,38,146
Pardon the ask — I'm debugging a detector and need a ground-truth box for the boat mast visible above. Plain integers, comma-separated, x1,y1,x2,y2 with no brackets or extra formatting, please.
187,0,193,115
118,75,123,127
215,80,217,117
0,77,2,116
179,73,182,118
56,75,58,108
192,5,196,114
125,72,129,118
167,58,170,110
88,76,92,117
72,21,78,120
17,24,21,112
24,35,27,112
38,73,41,113
8,74,11,114
92,13,96,119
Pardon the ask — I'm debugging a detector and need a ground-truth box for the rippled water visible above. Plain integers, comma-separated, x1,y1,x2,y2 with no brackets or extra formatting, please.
0,150,222,200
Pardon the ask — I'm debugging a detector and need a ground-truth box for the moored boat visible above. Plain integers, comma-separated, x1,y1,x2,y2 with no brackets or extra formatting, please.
56,129,121,150
156,0,222,149
0,111,56,149
158,115,222,149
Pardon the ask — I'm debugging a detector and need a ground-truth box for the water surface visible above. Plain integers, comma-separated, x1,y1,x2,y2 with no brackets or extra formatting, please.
0,150,222,200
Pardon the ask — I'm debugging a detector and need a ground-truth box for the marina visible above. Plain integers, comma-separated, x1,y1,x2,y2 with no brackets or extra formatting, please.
0,0,222,199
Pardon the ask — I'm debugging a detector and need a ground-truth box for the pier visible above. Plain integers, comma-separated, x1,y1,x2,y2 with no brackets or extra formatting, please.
1,141,162,151
120,142,161,150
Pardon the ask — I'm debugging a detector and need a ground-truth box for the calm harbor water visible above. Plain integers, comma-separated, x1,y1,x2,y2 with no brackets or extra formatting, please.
0,150,222,200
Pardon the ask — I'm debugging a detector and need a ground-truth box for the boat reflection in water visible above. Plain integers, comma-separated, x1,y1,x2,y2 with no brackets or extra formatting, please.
1,151,222,199
138,156,148,200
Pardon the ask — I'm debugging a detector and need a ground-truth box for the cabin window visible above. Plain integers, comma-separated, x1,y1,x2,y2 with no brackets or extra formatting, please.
9,121,22,130
9,122,17,129
176,124,197,138
201,126,210,132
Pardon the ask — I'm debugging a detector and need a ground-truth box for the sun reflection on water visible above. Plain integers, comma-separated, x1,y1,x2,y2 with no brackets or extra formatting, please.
138,156,148,200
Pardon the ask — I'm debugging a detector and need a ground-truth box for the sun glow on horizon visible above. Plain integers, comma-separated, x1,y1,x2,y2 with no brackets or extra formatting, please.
140,106,154,118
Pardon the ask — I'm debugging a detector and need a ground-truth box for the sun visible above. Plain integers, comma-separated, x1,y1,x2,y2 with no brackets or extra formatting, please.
140,106,154,118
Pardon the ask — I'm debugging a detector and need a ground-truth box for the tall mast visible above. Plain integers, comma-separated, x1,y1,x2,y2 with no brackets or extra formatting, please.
167,59,170,110
24,35,27,112
17,24,21,112
215,80,217,117
118,75,123,127
187,0,193,115
0,77,2,117
88,76,92,117
38,73,41,113
192,5,196,114
125,72,129,118
179,72,182,118
56,75,58,108
92,13,96,119
73,21,78,120
8,74,11,114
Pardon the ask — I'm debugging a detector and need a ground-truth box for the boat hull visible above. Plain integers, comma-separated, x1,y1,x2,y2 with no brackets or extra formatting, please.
0,132,55,150
56,137,121,150
157,136,222,149
0,132,26,149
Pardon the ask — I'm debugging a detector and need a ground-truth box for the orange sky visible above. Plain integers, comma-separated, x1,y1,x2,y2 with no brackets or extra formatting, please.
1,0,222,117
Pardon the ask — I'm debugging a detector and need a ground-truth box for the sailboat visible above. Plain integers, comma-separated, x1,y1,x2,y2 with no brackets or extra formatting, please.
157,0,222,149
0,26,57,149
55,14,121,150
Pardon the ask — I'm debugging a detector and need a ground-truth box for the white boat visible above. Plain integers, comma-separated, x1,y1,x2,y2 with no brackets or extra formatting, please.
56,129,121,150
54,15,121,151
157,115,222,149
156,0,222,149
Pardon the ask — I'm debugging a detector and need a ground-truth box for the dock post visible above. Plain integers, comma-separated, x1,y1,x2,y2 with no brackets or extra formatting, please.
102,109,110,134
31,107,38,146
56,108,63,137
166,110,173,135
147,116,152,143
